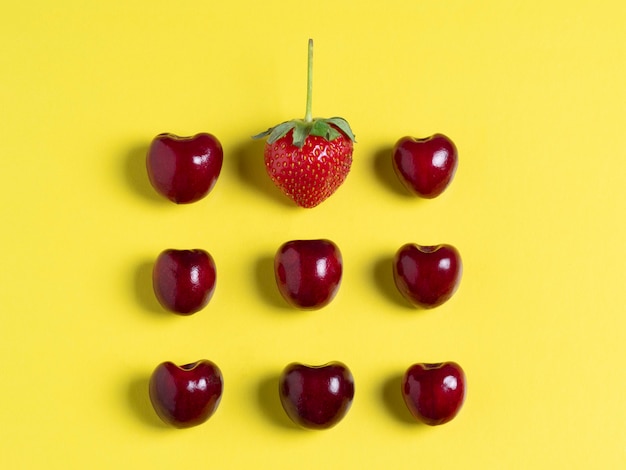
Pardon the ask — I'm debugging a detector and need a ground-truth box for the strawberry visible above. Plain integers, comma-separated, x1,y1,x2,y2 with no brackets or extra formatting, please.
258,120,354,208
253,39,356,208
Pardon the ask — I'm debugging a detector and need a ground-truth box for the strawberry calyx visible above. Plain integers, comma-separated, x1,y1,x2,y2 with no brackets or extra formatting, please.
253,116,355,148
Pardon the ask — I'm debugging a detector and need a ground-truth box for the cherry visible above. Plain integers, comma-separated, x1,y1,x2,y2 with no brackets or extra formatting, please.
392,134,458,198
152,249,216,315
279,362,355,429
149,360,223,428
274,239,342,309
393,243,462,308
146,132,223,203
402,362,466,425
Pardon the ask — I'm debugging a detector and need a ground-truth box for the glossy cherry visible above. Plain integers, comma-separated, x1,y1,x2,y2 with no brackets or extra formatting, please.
402,362,466,425
146,132,223,203
279,362,355,429
152,249,216,315
393,243,462,308
392,134,458,198
274,239,342,309
149,360,223,428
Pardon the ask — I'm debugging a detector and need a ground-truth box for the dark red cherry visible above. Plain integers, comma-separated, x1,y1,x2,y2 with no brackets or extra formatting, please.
393,243,462,308
146,132,223,203
274,239,342,309
392,134,458,198
279,362,355,429
152,249,216,315
149,360,223,428
402,362,466,425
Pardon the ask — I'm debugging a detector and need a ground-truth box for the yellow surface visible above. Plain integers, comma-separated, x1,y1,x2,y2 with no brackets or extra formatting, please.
1,1,624,468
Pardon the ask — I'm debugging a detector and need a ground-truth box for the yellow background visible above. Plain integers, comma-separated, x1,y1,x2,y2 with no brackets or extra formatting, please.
1,1,624,468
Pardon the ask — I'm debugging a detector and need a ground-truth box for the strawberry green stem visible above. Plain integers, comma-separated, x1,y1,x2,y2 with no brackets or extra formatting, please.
251,38,355,146
304,38,313,123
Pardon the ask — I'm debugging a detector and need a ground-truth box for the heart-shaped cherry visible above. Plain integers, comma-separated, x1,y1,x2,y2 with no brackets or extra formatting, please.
146,132,223,203
152,249,216,315
274,239,342,309
393,243,462,308
149,360,223,428
279,362,354,429
402,362,466,425
392,134,458,198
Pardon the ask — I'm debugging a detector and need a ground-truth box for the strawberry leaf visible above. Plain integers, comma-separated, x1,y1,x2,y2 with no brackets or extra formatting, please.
251,128,273,140
291,121,311,147
309,120,340,141
326,117,356,142
269,121,297,144
252,121,297,144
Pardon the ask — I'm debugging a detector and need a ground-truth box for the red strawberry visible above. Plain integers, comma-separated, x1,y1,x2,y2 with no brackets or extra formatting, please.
254,39,356,208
